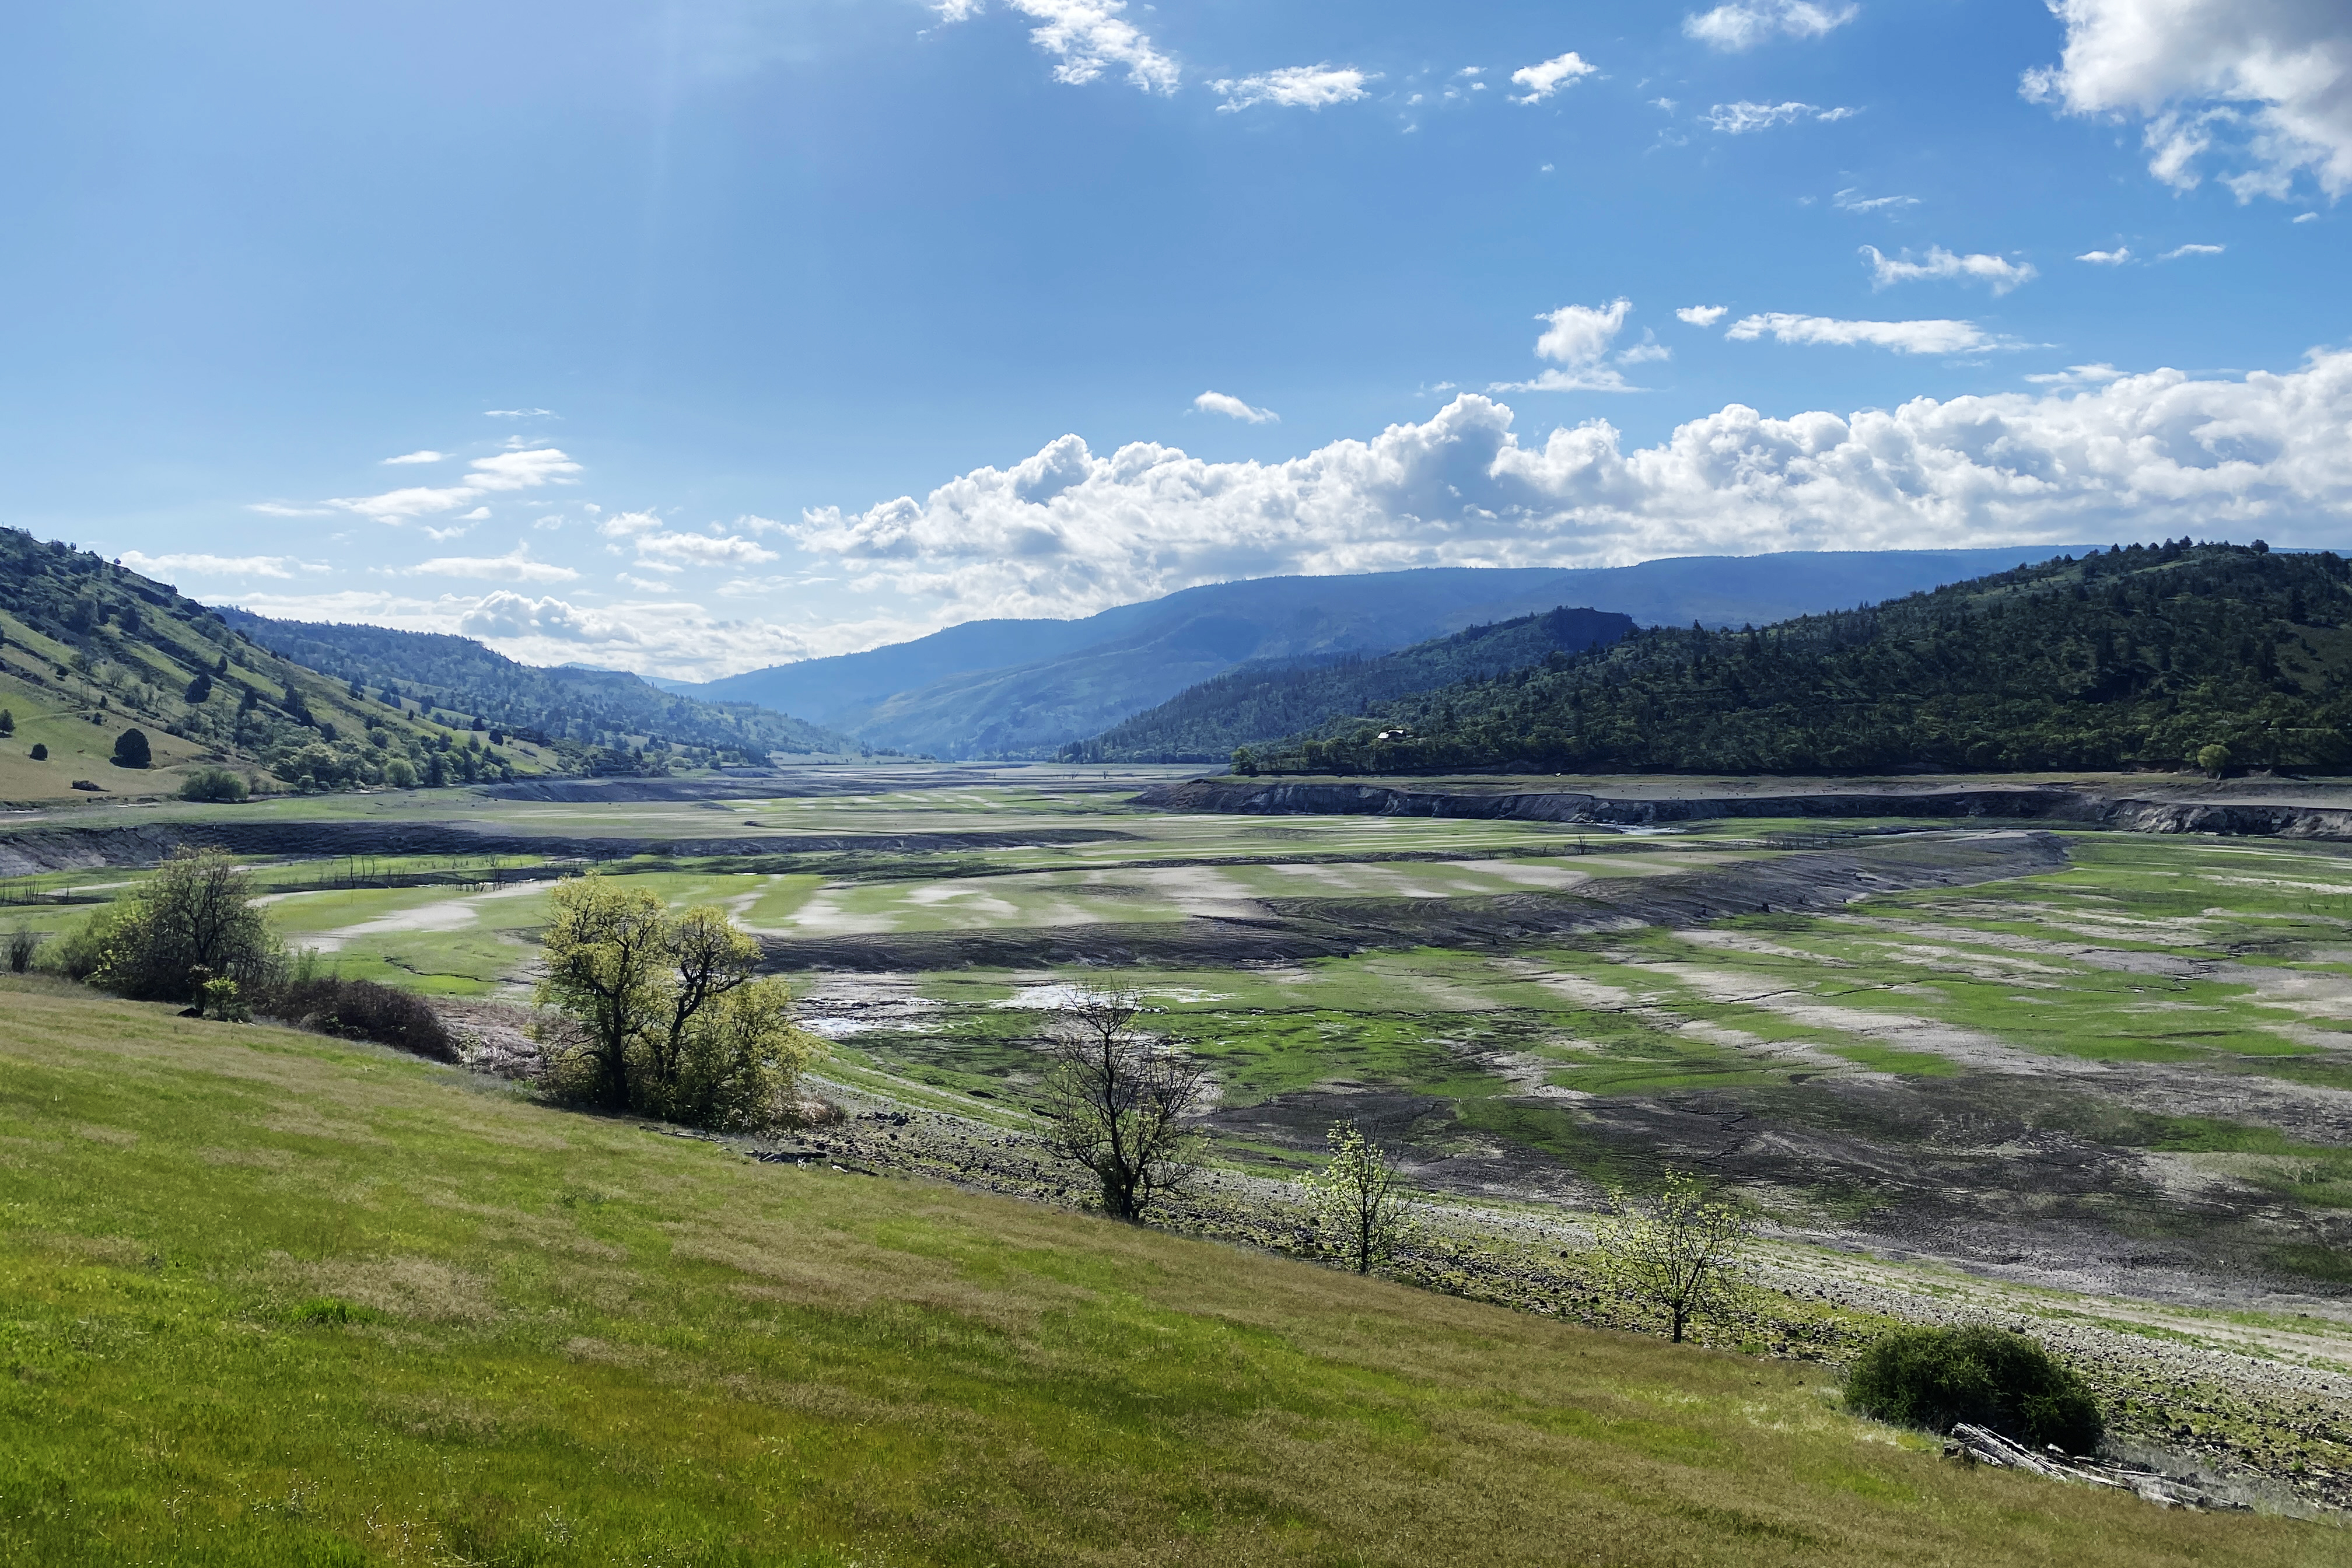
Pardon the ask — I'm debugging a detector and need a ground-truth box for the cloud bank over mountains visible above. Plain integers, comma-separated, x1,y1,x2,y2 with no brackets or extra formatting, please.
229,349,2352,678
792,348,2352,623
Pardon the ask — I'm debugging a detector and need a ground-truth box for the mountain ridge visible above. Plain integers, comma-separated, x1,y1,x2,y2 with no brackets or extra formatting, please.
685,550,2091,759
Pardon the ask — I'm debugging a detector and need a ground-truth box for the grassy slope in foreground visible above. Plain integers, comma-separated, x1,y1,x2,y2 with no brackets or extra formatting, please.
0,982,2328,1568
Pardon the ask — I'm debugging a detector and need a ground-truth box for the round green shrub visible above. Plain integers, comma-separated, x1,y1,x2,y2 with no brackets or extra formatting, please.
1845,1325,2103,1454
178,766,250,803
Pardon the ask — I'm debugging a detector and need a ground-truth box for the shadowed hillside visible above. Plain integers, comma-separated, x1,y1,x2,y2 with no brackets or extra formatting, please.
1062,605,1635,763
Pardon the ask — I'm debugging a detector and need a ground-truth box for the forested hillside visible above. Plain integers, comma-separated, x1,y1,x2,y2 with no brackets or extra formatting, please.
0,530,544,797
219,611,870,768
1062,606,1634,763
1251,543,2352,776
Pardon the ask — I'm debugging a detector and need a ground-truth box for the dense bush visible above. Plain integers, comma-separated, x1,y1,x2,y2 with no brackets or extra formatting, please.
178,766,250,802
84,846,280,1003
111,727,151,768
43,905,117,982
256,976,456,1061
1845,1325,2103,1454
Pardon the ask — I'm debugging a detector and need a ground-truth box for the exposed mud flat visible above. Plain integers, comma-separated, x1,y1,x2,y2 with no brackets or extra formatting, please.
1142,776,2352,841
752,831,2071,971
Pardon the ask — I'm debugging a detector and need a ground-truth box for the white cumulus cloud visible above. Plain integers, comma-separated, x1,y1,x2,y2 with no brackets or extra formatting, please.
1862,245,2039,293
2161,242,2227,258
407,545,580,583
1676,305,1730,326
120,552,325,580
1195,391,1279,424
382,450,444,466
787,350,2352,629
1212,65,1374,111
1705,100,1856,132
634,531,781,568
2078,246,2134,264
2024,0,2352,199
982,0,1177,94
1834,187,1919,212
1508,51,1598,104
1724,313,2014,354
467,447,583,490
1492,299,1644,393
598,510,668,538
2025,363,2127,386
328,447,580,524
1684,1,1857,52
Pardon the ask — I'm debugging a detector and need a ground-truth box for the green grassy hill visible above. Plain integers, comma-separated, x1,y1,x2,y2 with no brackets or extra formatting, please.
219,609,873,766
1253,542,2352,776
1061,606,1634,764
0,977,2325,1565
0,530,558,802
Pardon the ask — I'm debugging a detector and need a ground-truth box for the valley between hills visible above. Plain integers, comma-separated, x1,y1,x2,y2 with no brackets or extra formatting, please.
9,543,2352,1558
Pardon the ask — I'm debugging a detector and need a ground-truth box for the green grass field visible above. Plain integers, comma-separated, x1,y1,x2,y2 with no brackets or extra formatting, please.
0,977,2331,1566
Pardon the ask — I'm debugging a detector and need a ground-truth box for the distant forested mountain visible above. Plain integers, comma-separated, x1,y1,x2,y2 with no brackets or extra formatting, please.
1248,543,2352,776
1062,606,1634,763
681,550,2082,760
218,611,870,768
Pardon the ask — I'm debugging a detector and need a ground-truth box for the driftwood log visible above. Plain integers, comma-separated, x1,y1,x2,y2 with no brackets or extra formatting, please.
1944,1424,2248,1511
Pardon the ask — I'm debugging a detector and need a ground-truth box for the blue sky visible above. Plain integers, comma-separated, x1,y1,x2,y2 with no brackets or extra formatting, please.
1,0,2346,676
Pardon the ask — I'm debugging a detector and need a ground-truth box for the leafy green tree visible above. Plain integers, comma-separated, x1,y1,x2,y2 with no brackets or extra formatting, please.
28,743,46,761
178,766,250,803
2196,743,2231,776
1590,1171,1753,1343
94,846,279,1004
0,709,13,735
534,873,819,1131
1303,1119,1414,1274
1040,989,1211,1222
110,728,151,768
184,672,212,705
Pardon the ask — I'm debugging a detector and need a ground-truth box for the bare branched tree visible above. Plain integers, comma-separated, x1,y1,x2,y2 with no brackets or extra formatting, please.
1304,1119,1416,1275
1040,989,1211,1222
1590,1170,1754,1343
